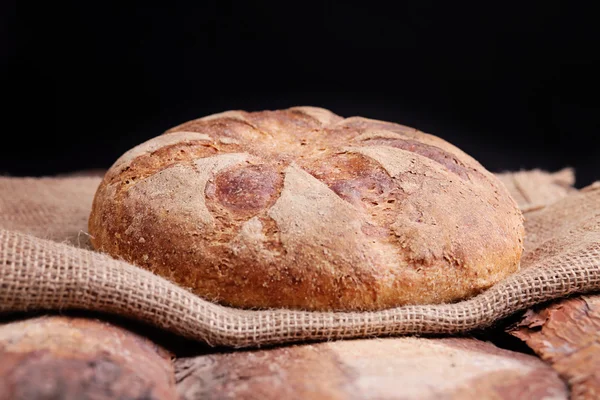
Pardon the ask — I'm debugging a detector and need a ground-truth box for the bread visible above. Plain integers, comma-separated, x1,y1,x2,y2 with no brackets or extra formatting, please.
0,316,178,400
89,106,524,311
175,338,567,400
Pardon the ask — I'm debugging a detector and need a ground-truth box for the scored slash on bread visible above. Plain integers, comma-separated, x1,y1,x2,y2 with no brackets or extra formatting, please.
89,107,524,311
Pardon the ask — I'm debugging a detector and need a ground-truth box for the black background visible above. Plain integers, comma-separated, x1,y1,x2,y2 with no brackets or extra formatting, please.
6,1,600,187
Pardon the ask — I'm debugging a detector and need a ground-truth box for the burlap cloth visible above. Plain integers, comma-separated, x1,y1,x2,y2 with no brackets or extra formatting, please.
0,169,598,348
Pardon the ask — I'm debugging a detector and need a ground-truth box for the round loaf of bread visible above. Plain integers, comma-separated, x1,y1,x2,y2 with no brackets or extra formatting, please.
89,107,524,311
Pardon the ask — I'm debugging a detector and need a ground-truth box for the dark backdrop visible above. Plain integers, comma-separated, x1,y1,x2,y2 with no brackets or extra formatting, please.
6,1,600,187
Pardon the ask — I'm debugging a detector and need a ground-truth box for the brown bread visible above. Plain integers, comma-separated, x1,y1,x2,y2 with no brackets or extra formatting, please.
0,316,178,400
89,107,524,311
175,337,568,400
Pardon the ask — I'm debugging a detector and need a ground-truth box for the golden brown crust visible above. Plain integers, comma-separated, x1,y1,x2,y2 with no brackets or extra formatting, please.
0,316,178,399
174,338,568,400
89,106,524,311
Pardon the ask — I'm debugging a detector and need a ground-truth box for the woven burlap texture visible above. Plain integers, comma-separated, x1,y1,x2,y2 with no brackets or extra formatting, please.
1,170,598,348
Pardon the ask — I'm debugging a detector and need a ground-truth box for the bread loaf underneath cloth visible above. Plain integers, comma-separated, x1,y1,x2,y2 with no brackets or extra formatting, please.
0,316,178,400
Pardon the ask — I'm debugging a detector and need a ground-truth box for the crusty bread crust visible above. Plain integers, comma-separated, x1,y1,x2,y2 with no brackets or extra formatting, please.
89,107,524,311
0,317,176,399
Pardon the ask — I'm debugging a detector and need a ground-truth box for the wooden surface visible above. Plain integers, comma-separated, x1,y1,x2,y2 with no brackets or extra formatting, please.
509,295,600,400
175,337,567,400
